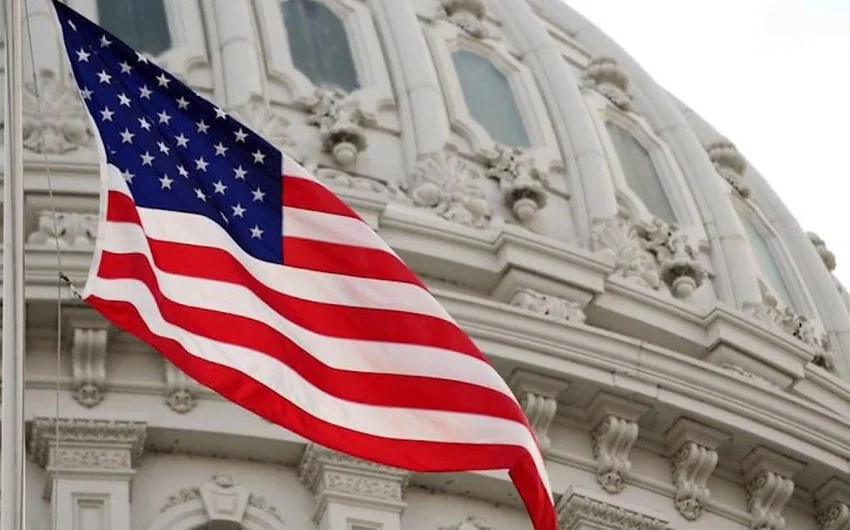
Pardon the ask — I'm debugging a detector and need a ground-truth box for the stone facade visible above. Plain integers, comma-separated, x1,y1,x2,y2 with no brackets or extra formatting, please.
9,1,850,530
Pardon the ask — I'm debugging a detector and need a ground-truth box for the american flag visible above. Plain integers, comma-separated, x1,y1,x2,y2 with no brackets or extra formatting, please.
51,2,555,528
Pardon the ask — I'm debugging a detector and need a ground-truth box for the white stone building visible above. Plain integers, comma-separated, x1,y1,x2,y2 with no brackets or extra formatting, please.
9,0,850,529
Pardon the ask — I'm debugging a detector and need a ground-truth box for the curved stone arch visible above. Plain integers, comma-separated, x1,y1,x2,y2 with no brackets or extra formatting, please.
146,475,287,530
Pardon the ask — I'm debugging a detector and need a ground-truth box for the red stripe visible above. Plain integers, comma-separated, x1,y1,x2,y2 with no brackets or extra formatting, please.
95,250,526,422
283,236,426,288
105,192,483,359
282,174,361,219
85,294,557,530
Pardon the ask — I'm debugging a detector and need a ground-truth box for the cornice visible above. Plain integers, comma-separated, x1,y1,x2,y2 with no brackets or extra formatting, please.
28,417,147,471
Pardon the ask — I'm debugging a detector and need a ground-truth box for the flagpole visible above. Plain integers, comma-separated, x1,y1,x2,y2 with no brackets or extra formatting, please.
2,0,27,526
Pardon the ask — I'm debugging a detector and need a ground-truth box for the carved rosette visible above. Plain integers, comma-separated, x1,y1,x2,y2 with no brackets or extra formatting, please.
557,490,669,530
28,210,98,249
307,86,368,167
706,139,751,197
163,360,201,413
817,502,850,530
63,308,110,408
486,144,549,223
439,0,489,39
509,288,585,324
405,152,492,228
581,56,633,111
743,447,803,530
508,370,569,451
230,100,296,151
808,232,837,272
16,70,93,154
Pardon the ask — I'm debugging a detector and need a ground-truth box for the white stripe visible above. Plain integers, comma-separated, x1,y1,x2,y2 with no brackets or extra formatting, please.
98,219,514,398
86,273,549,490
283,205,394,254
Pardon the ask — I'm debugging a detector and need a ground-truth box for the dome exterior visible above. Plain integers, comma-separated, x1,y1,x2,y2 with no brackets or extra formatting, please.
15,1,850,530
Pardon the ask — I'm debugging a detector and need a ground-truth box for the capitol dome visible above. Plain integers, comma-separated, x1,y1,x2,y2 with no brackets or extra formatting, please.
14,0,850,529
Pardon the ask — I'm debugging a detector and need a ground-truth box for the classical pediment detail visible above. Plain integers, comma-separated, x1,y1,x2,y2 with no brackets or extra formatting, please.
307,86,368,167
808,232,837,272
439,516,493,530
557,488,668,530
581,56,633,112
29,417,146,472
28,210,98,249
587,393,648,493
315,166,409,202
508,369,569,451
159,474,284,524
63,307,110,408
742,447,804,530
406,152,492,229
508,288,585,324
486,144,549,224
14,70,93,154
706,139,750,197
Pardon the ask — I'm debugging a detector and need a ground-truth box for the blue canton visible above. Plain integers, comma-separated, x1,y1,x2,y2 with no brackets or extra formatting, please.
53,1,284,264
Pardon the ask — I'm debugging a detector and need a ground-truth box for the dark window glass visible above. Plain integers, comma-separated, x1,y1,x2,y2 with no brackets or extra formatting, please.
97,0,172,56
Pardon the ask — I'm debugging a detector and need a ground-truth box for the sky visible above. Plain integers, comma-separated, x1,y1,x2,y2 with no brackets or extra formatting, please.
565,0,850,285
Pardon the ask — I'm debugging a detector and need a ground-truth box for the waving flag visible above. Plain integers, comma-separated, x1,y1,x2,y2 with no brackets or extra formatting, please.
51,2,555,528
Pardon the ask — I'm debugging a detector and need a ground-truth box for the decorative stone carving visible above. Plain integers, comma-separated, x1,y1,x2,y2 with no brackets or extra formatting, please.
440,0,489,39
743,281,835,371
63,308,109,408
27,210,98,249
815,479,850,530
298,444,410,521
509,288,585,324
808,232,837,272
17,70,92,154
29,417,146,472
440,516,493,530
486,144,548,223
508,369,569,451
591,213,707,298
720,363,780,389
706,139,751,198
742,447,804,530
405,152,492,229
307,86,368,166
587,393,648,494
315,166,410,202
160,474,284,523
163,359,201,413
557,488,669,530
230,100,296,151
581,56,633,112
664,418,731,520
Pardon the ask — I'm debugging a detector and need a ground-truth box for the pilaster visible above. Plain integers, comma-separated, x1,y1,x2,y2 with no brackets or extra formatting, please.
28,417,147,530
298,444,410,530
209,0,263,106
587,392,648,494
742,446,805,530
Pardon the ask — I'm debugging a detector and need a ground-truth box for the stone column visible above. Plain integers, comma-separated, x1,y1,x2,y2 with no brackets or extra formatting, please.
298,444,410,530
371,0,450,164
29,417,147,530
494,0,619,240
209,0,263,106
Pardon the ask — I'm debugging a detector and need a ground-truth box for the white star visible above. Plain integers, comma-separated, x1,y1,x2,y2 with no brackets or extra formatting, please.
177,165,189,178
234,128,248,142
195,157,209,172
231,203,246,218
140,151,155,166
117,93,131,107
120,129,135,144
157,110,171,124
213,181,227,194
121,169,135,183
250,225,264,239
100,34,112,48
97,70,112,84
119,61,132,74
136,51,149,63
196,120,209,134
139,85,152,99
157,141,170,154
234,166,247,180
68,20,77,31
195,188,207,202
138,117,151,131
251,187,265,202
176,96,189,110
252,149,266,164
100,107,114,121
175,134,189,147
159,175,174,189
76,49,90,62
214,107,227,119
156,73,171,88
80,86,93,100
214,142,228,157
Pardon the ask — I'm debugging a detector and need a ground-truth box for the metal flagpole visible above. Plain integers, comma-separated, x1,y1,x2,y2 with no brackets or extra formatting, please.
2,0,27,526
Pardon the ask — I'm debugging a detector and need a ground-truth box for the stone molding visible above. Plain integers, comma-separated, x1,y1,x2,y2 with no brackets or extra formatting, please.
159,474,284,524
742,446,804,530
298,444,410,521
439,516,494,530
62,307,111,408
508,288,586,324
815,478,850,530
508,369,569,451
557,487,669,530
29,417,146,471
587,393,648,493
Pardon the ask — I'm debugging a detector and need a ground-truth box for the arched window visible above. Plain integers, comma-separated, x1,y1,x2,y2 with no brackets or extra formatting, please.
606,122,676,223
97,0,171,56
452,50,530,148
282,0,360,92
738,213,795,307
